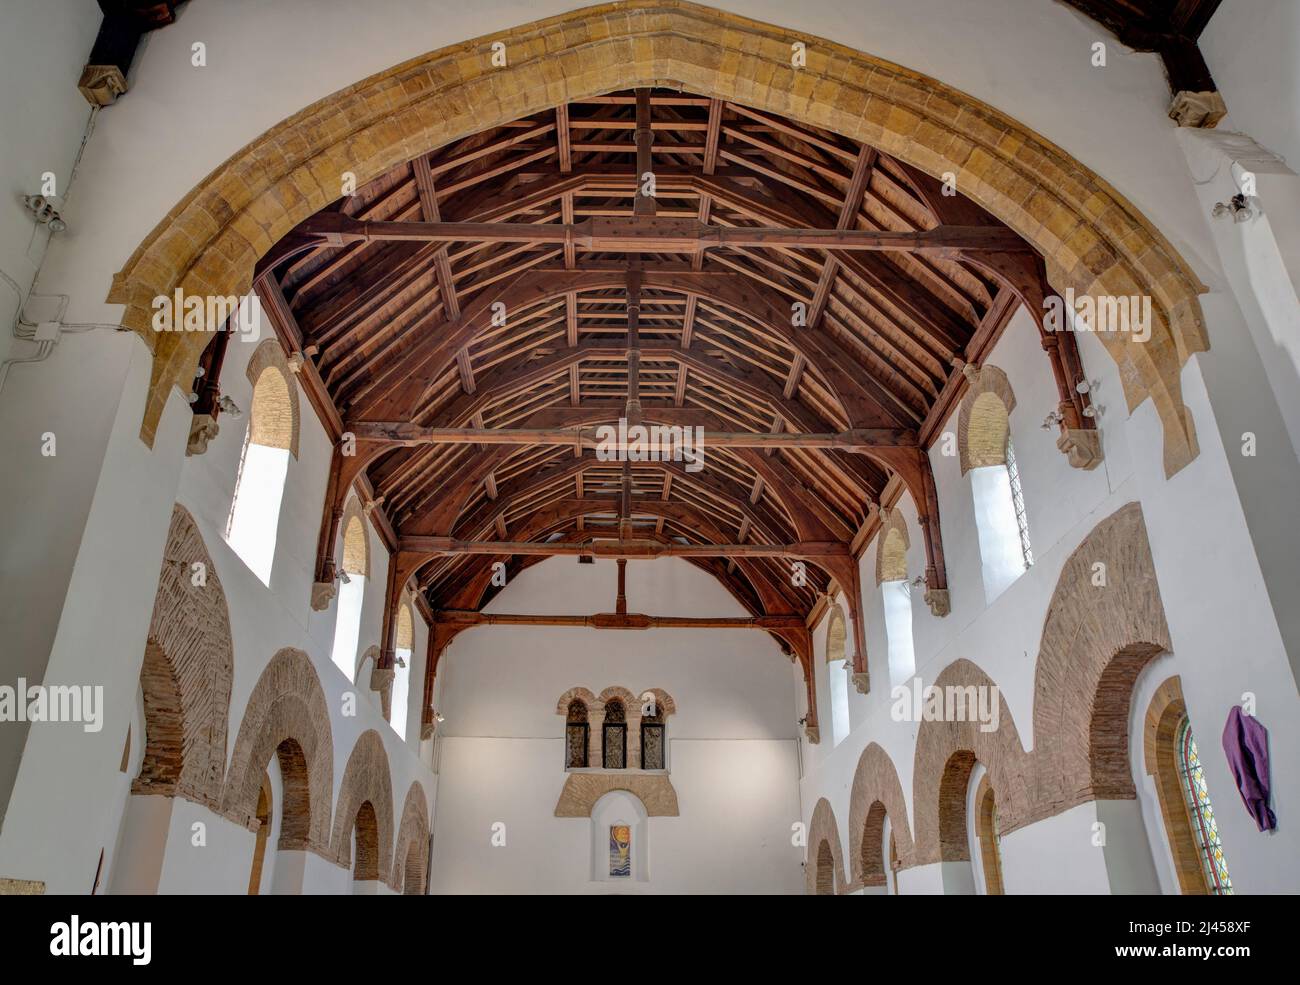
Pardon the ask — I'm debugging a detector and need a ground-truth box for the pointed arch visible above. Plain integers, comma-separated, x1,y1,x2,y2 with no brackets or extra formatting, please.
221,648,333,853
874,508,911,585
331,729,395,883
806,797,847,895
847,742,915,885
339,498,370,578
134,504,233,809
824,604,847,663
391,781,431,894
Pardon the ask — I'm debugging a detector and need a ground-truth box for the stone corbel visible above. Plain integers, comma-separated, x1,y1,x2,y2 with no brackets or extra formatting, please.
923,587,950,617
369,664,395,722
1168,90,1227,129
310,577,337,611
852,671,870,695
804,724,820,744
185,414,219,456
1057,427,1104,470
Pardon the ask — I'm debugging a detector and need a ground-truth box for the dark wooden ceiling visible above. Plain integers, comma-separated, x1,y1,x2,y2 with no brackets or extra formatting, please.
255,89,1040,623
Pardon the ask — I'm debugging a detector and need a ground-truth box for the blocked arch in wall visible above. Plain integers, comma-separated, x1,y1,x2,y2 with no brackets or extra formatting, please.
391,781,431,895
221,647,334,853
805,797,847,895
874,508,911,585
331,729,395,884
133,504,233,809
847,742,915,888
114,0,1207,477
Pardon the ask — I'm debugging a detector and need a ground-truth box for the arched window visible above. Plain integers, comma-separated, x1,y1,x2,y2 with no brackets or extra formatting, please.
975,777,1005,895
226,358,296,585
351,801,380,890
960,368,1031,603
392,603,414,739
640,700,665,770
602,699,626,769
565,699,589,769
815,840,835,895
825,604,851,746
330,507,369,679
876,511,915,685
1176,718,1233,895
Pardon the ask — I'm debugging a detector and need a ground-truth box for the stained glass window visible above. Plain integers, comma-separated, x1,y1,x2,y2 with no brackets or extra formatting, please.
1176,717,1233,895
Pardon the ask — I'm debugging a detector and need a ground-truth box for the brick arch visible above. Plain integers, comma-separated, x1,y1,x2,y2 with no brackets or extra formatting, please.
598,686,637,708
639,687,676,718
554,686,598,716
805,797,847,895
221,647,333,852
1143,676,1209,894
331,729,395,881
958,365,1017,475
134,504,233,809
1029,502,1172,823
114,1,1206,476
874,508,911,584
244,339,299,458
847,742,915,886
911,659,1032,864
391,781,431,894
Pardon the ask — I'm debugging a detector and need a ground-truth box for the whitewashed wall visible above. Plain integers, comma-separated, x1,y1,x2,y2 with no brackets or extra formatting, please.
429,557,804,894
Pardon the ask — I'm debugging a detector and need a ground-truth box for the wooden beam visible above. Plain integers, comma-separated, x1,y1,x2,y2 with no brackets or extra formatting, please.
400,536,851,559
435,610,807,631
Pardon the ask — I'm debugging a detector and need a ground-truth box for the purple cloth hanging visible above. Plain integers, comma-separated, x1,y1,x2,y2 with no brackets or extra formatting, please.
1221,706,1276,832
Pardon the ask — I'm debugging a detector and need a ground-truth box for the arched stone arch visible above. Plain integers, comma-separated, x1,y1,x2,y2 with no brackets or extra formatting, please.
554,686,598,716
221,647,333,853
244,339,299,458
638,687,677,719
958,365,1017,475
1029,502,1172,823
554,773,680,817
391,781,431,894
874,508,911,584
847,742,915,886
331,729,395,881
597,685,638,708
134,504,233,809
911,659,1032,864
395,603,414,651
339,498,370,578
825,603,847,662
116,2,1206,477
805,797,847,895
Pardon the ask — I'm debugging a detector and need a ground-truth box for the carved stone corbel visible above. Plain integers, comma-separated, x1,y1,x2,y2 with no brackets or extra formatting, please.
924,587,951,617
185,414,219,456
1057,427,1104,470
852,671,870,695
310,579,336,611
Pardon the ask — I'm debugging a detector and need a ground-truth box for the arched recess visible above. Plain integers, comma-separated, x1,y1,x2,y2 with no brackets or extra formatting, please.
391,781,431,895
114,1,1207,477
911,659,1032,865
244,339,300,459
874,508,911,585
339,498,370,578
554,686,598,716
957,366,1017,475
805,797,847,896
133,504,233,809
847,742,915,887
1029,502,1172,824
974,773,1005,895
330,729,395,884
221,648,333,853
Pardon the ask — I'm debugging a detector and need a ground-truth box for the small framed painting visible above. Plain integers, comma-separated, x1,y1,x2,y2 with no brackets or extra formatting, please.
609,824,631,878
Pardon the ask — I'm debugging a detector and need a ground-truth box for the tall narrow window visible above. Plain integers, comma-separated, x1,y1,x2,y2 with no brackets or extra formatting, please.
976,780,1005,895
330,511,369,679
602,699,626,769
1177,718,1233,895
392,604,414,739
825,605,850,746
565,699,589,768
226,364,294,585
1005,437,1033,568
640,704,665,770
882,579,915,685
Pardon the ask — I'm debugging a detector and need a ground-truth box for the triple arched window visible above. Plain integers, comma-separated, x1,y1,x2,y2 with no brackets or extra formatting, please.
557,688,675,771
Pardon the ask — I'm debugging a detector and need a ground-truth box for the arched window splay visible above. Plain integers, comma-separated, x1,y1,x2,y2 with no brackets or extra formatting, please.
602,699,627,770
825,604,851,747
226,361,295,585
565,699,589,769
975,778,1005,895
963,383,1032,602
876,511,916,685
392,603,414,739
1176,718,1233,895
330,508,369,679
